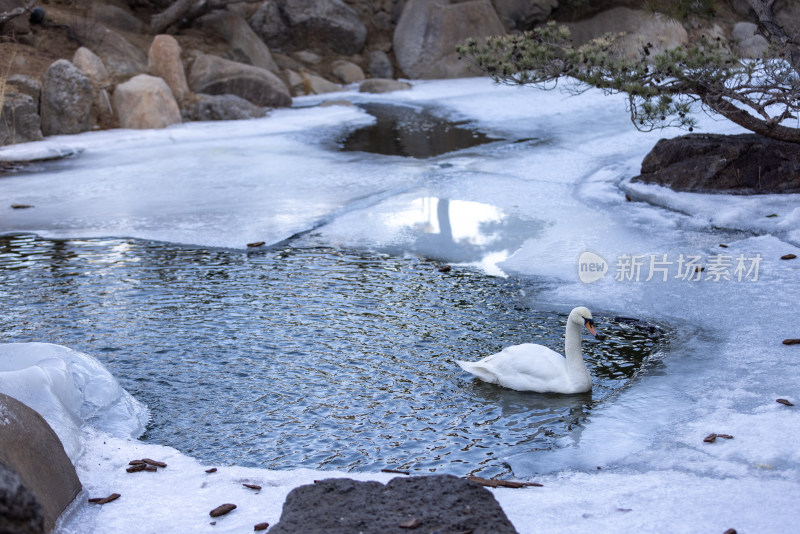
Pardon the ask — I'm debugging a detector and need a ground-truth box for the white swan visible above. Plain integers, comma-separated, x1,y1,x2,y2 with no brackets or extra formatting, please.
456,307,600,394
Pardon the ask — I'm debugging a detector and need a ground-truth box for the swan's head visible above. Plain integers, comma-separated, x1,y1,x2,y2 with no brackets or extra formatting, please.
569,306,601,337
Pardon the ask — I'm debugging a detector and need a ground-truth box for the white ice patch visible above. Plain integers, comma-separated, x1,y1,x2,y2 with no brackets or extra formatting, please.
0,343,149,460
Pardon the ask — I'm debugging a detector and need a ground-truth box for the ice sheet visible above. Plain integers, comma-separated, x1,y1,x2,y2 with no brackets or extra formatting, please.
1,77,799,533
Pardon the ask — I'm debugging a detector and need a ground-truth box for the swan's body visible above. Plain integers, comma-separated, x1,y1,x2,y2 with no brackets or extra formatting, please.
456,307,599,394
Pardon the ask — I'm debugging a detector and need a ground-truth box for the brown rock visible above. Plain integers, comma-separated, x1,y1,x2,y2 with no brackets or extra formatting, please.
210,503,237,517
332,60,365,84
148,35,190,103
112,75,182,130
88,493,121,505
0,393,81,533
72,47,110,86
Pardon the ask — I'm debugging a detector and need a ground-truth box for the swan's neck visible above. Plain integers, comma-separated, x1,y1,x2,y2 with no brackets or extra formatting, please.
564,320,588,376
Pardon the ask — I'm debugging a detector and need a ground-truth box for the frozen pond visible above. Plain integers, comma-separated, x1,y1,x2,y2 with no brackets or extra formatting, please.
1,78,799,533
0,233,663,477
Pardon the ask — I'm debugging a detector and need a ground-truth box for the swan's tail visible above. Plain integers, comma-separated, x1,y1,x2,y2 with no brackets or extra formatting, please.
455,360,498,384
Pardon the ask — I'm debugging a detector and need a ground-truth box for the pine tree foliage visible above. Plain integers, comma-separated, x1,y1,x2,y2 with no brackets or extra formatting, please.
457,0,800,143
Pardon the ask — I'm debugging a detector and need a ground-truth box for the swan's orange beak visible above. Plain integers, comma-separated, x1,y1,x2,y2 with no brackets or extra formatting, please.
584,319,598,336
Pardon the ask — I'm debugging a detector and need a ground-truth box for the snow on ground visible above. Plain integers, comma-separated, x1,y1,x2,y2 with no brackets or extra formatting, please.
1,78,799,533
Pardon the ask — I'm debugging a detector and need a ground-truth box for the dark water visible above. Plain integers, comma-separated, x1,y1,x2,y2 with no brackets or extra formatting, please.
339,103,500,158
0,234,664,477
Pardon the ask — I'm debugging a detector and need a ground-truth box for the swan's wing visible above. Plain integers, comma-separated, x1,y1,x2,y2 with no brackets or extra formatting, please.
494,344,568,381
457,344,570,391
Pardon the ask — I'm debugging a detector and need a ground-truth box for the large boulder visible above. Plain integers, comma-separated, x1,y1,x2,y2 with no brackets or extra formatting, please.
198,11,278,72
40,59,93,136
393,0,506,79
112,74,182,129
631,133,800,194
493,0,558,31
567,7,687,59
188,54,291,108
249,0,367,55
269,475,518,534
0,393,81,533
0,461,43,534
0,93,43,145
148,34,190,102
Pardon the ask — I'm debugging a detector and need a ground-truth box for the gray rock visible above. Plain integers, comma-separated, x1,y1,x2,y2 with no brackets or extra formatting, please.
71,23,148,77
359,78,411,94
0,460,44,534
269,475,518,534
112,74,182,129
393,0,506,79
248,0,291,50
0,393,81,533
188,54,291,108
631,134,800,194
0,93,43,145
493,0,558,31
198,10,278,72
183,93,268,122
0,0,30,36
40,59,93,136
5,75,40,108
730,22,769,59
249,0,366,55
368,50,393,79
89,3,143,33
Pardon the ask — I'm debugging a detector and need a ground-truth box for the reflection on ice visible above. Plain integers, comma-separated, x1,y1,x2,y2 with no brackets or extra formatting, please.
375,196,543,275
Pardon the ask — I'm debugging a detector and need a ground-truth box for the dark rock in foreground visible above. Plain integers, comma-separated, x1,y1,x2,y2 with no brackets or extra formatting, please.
0,393,81,533
0,460,44,534
631,133,800,194
269,474,518,534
